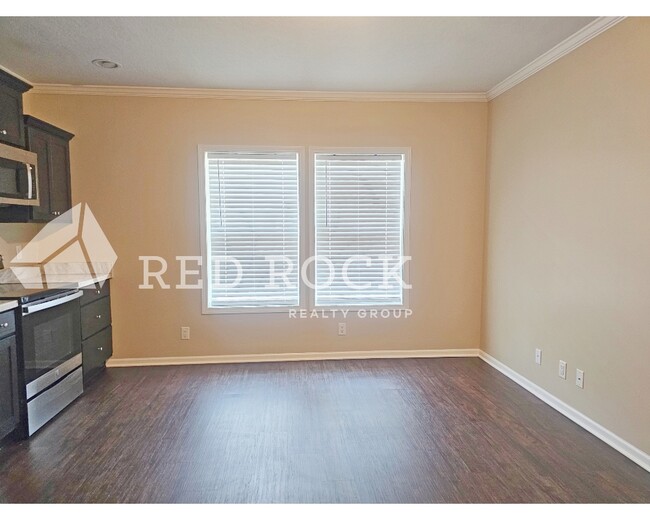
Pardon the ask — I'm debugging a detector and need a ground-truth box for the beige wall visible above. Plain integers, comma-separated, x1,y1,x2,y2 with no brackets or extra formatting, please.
483,18,650,453
22,94,487,359
0,224,41,263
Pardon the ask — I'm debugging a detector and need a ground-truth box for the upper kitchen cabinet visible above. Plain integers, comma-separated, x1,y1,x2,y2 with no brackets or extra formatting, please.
0,116,74,222
0,69,31,148
24,116,74,221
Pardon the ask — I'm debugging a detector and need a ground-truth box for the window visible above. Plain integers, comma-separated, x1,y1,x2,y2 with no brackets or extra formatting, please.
313,151,408,307
200,148,301,312
199,146,409,313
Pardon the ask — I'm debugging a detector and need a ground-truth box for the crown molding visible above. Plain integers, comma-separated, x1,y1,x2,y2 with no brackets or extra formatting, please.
487,16,626,101
17,17,625,104
30,83,488,103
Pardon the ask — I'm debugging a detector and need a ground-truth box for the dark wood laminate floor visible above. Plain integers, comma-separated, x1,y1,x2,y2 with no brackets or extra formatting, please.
0,358,648,503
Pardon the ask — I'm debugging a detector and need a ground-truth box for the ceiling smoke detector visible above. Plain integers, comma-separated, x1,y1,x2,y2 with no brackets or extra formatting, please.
92,59,120,69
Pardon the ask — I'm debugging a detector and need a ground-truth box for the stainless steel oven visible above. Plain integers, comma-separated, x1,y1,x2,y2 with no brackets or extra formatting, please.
0,142,39,206
18,289,83,435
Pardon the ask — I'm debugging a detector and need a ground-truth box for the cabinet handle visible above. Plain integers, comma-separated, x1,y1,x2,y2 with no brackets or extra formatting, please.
96,290,101,295
0,322,8,328
97,347,103,351
96,314,102,319
0,129,7,135
52,211,61,216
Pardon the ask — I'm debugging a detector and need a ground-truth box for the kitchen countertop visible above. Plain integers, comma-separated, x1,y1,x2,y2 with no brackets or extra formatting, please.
0,269,112,290
20,273,113,289
0,300,18,313
0,273,112,308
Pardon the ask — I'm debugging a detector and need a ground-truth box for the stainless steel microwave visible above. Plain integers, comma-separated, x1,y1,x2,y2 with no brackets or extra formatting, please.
0,142,39,206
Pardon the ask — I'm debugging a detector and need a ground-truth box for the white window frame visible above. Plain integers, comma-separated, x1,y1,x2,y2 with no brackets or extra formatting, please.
308,147,411,310
197,145,307,315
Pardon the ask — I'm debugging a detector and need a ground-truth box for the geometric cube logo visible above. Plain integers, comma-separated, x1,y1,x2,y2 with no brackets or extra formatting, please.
8,203,117,288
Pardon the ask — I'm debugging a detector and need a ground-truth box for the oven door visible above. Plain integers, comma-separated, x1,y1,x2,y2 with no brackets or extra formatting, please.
0,142,39,206
20,292,82,398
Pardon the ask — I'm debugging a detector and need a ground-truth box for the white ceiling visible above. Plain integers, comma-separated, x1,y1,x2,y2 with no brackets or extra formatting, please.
0,17,596,92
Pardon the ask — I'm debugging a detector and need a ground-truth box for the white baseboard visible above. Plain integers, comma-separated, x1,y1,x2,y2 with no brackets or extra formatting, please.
478,350,650,473
106,348,479,368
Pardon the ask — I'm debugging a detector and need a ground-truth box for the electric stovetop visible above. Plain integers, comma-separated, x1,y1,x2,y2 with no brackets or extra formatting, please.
0,284,78,304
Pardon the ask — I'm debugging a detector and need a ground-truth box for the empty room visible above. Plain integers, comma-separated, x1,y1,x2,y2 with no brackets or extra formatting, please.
0,4,648,514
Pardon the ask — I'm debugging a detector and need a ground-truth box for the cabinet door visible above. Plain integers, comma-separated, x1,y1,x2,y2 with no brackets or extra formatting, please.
48,137,72,217
82,326,112,381
26,128,53,221
0,335,20,440
81,297,111,340
0,85,24,148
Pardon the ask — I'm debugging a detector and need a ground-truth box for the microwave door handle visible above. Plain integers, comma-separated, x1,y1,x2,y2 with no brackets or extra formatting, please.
22,291,83,315
27,164,33,200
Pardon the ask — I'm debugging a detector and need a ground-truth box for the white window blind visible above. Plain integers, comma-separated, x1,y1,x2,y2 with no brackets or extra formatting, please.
204,150,300,309
314,153,406,307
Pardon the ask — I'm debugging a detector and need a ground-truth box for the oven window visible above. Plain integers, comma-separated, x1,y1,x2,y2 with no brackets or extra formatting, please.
31,314,76,369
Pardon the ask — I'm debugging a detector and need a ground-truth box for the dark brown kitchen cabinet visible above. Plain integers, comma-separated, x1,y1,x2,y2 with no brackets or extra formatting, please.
82,326,112,382
0,116,74,222
25,116,73,221
81,297,111,340
0,325,20,442
81,281,113,382
0,69,31,148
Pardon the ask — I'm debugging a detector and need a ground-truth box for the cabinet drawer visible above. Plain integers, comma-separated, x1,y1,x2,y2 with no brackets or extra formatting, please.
82,326,112,379
80,280,110,306
0,310,16,339
81,297,111,340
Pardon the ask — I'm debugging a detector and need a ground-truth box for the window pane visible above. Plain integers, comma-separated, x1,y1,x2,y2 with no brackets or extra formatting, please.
314,153,405,306
205,151,300,308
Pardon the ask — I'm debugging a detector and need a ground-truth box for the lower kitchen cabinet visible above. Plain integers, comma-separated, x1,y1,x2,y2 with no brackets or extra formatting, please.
82,326,112,381
0,333,19,441
81,281,113,382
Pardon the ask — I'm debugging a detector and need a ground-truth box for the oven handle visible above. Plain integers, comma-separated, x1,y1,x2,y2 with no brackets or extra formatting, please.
22,290,83,315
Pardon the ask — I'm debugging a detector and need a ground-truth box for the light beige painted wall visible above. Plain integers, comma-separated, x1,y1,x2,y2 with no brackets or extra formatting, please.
483,18,650,453
0,224,41,263
22,94,487,359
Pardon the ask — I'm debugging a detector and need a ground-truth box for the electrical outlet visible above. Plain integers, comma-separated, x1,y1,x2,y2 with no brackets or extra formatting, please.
181,326,190,340
338,323,347,336
535,348,542,365
576,369,584,389
559,360,567,379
